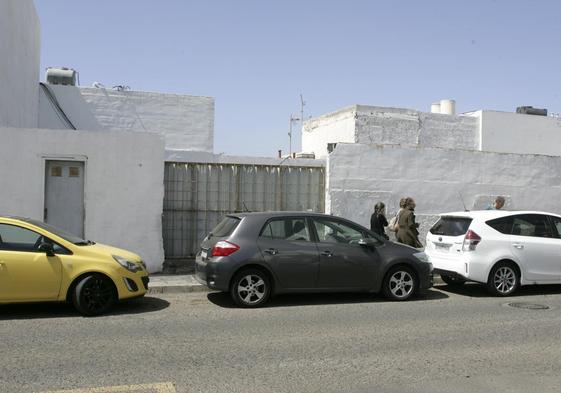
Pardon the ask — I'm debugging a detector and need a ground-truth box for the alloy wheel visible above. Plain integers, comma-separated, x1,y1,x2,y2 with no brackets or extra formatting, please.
237,274,266,305
493,266,516,294
389,270,414,299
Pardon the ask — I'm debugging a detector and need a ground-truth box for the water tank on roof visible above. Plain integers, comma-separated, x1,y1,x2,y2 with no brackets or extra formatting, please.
516,106,547,116
440,99,456,115
46,67,77,86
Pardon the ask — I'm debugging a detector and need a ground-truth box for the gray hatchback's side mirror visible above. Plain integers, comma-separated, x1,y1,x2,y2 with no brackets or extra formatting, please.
358,238,376,248
38,242,56,257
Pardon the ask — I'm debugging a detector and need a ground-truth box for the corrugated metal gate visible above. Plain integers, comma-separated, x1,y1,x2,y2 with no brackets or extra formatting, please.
163,162,325,260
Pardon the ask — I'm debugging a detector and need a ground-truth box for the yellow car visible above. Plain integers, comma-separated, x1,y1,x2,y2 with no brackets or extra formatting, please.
0,216,149,316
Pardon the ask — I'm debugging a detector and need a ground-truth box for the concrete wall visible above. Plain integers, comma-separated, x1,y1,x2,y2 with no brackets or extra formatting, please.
0,0,40,128
327,143,561,245
0,127,165,272
302,106,356,158
38,85,214,152
303,105,480,158
80,87,214,152
481,110,561,156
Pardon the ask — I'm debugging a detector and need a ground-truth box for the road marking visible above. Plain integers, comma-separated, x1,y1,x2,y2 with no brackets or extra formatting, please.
37,382,176,393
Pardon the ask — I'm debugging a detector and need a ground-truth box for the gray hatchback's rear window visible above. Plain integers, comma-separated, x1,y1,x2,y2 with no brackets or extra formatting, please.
211,216,241,237
430,216,472,236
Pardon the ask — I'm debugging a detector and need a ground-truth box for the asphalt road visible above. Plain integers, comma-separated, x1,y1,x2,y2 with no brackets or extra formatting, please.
2,283,561,393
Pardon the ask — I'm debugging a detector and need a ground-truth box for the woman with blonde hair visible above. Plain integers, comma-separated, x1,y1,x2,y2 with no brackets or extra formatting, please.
396,197,422,248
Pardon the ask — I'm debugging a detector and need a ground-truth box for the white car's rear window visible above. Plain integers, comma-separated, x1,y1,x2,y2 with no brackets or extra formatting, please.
430,216,472,236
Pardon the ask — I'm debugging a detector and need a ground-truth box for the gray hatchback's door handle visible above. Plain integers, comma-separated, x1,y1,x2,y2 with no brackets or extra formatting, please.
264,248,278,255
513,243,524,250
321,251,333,257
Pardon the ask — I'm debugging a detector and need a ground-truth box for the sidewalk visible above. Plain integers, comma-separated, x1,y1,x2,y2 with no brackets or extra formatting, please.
148,274,209,294
148,274,444,294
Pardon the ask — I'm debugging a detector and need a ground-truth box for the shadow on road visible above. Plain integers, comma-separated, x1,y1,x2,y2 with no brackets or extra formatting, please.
0,296,170,320
207,288,448,308
436,282,561,298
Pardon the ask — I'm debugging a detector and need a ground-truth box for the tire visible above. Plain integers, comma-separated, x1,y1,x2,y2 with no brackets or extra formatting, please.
486,262,519,296
230,269,271,308
72,274,116,316
440,274,466,286
383,266,417,301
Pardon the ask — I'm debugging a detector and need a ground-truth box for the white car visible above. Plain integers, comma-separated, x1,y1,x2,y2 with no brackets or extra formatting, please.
425,210,561,296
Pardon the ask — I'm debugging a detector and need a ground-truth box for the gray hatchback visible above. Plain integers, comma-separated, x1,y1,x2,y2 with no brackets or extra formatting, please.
195,212,433,307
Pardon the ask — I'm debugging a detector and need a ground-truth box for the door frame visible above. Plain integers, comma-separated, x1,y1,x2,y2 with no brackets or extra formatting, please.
42,155,88,236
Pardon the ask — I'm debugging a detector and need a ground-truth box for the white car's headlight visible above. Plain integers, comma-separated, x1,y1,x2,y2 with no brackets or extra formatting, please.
413,252,430,263
113,255,142,272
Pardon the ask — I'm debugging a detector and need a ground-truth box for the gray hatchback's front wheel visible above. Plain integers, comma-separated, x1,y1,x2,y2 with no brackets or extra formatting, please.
383,266,417,301
231,269,271,308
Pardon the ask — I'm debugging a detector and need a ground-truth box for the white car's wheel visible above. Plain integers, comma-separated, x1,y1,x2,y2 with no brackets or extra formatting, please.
487,263,519,296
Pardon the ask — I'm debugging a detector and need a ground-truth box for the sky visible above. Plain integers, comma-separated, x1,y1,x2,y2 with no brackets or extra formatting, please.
35,0,561,157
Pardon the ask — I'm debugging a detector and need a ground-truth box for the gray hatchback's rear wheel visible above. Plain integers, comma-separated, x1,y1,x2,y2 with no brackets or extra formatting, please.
231,269,271,308
383,266,417,301
72,274,116,316
487,262,519,296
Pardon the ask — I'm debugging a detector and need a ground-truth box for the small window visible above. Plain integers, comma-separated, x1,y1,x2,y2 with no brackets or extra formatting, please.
260,218,310,242
430,216,472,236
69,167,80,177
50,166,62,177
0,224,42,252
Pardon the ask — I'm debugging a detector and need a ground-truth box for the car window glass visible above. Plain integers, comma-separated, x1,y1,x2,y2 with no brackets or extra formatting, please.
211,216,241,237
511,214,553,238
486,216,514,234
260,218,310,242
430,217,472,236
549,216,561,238
313,219,363,244
0,224,42,252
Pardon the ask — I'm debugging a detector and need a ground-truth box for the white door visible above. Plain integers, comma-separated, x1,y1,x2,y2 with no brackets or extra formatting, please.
44,160,85,237
510,214,559,282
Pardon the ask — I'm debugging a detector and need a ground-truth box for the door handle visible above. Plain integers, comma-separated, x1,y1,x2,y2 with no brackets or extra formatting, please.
513,244,524,250
0,262,5,269
321,251,333,257
264,248,278,255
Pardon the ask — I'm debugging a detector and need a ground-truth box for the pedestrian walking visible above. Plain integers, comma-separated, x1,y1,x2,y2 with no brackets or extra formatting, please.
396,197,423,248
370,202,389,239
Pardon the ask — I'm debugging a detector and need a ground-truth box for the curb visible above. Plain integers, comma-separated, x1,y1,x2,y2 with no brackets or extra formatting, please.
147,275,445,295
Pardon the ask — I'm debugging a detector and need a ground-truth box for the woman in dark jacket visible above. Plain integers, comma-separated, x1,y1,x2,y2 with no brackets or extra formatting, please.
370,202,389,239
396,197,422,248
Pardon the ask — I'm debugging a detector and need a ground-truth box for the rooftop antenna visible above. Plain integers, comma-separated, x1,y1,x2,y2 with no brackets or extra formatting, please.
288,94,306,157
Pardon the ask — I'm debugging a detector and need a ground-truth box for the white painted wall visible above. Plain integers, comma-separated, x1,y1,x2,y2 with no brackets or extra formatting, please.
38,85,214,152
80,87,214,152
0,127,165,272
302,106,356,158
327,143,561,245
481,110,561,156
0,0,40,128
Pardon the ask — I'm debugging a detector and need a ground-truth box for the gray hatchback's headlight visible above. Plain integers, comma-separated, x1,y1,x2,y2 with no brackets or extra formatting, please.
113,255,142,272
413,252,429,263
